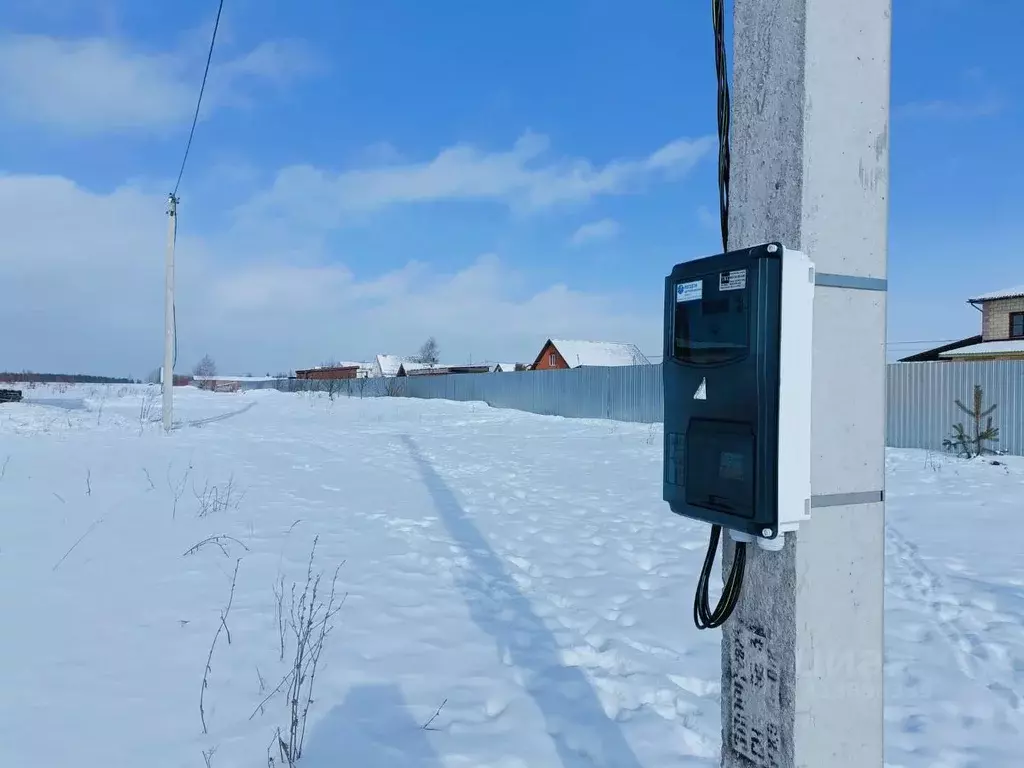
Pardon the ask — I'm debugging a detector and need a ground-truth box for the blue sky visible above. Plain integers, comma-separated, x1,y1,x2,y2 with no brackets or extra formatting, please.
0,0,1020,375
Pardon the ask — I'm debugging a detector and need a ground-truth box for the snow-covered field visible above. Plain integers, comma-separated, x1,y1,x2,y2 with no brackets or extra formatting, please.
0,384,1021,767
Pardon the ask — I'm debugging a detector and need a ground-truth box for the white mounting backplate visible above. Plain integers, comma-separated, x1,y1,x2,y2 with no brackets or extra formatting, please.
776,247,814,534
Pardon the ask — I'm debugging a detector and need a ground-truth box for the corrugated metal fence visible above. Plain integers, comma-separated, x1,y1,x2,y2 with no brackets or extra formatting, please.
282,360,1024,455
886,361,1024,455
402,365,665,423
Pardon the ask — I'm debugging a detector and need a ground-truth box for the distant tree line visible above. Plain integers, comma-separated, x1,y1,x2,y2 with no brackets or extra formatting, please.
0,372,137,384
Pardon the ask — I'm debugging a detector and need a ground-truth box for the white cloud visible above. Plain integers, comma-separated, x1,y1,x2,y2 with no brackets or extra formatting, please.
240,133,715,223
896,68,1004,121
0,173,660,376
0,33,317,133
570,218,621,247
896,95,1003,120
696,205,718,230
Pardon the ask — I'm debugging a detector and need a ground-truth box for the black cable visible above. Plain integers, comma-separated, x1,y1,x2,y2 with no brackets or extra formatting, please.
712,0,730,255
168,0,225,375
692,0,746,631
172,295,178,369
694,526,747,630
173,0,225,197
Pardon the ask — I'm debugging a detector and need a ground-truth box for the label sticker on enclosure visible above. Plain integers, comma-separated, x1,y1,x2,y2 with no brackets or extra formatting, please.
676,280,703,303
719,269,747,292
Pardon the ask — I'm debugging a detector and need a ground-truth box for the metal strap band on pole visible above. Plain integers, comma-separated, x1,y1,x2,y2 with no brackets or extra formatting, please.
814,272,888,292
810,490,885,508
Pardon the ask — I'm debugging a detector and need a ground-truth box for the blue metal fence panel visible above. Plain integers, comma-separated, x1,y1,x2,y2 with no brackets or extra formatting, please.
282,360,1024,455
276,377,398,398
886,361,1024,455
400,365,664,423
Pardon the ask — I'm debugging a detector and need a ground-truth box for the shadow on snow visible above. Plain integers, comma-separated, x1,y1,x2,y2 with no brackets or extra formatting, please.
400,434,645,768
301,683,442,768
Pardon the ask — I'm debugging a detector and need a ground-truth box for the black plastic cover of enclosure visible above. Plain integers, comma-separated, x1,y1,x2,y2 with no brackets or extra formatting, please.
662,242,784,538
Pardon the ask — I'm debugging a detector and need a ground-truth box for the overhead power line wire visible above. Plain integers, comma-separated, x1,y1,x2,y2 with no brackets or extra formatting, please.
173,0,226,198
168,0,226,372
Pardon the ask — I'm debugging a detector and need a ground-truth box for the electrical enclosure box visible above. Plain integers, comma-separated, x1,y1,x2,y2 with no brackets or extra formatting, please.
662,242,814,540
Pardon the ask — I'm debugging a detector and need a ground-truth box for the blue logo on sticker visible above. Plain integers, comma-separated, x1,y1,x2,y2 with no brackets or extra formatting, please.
676,284,685,295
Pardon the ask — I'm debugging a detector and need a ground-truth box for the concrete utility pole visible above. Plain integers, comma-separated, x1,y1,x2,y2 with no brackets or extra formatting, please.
162,194,178,433
721,1,890,767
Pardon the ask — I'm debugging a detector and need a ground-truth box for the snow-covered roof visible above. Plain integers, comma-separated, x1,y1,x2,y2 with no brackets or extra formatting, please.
375,354,411,377
547,339,651,368
400,362,451,374
299,363,361,371
939,340,1024,358
192,375,281,382
968,285,1024,303
494,363,519,372
398,362,492,376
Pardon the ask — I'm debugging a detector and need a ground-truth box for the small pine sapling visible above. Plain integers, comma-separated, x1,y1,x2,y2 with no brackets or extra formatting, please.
943,384,1000,458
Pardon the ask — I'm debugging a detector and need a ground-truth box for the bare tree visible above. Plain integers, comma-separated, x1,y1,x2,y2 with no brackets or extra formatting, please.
325,378,339,401
383,377,406,397
416,337,439,365
194,355,218,378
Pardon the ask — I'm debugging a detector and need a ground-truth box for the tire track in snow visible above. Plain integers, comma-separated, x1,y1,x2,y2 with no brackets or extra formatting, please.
885,523,1023,722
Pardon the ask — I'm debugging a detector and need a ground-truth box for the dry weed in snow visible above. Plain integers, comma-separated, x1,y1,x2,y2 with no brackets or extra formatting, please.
183,535,251,559
194,474,244,518
200,559,241,735
258,536,345,767
167,461,193,519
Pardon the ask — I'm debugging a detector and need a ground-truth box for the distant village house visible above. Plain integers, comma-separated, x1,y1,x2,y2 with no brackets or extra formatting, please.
374,354,410,378
295,365,360,381
531,339,651,370
192,375,282,392
396,363,491,377
901,285,1024,362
